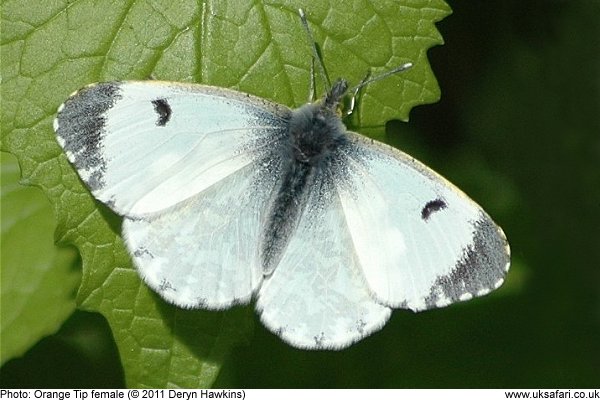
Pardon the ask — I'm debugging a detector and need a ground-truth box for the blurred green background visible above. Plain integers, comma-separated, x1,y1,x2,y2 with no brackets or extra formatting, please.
1,0,599,388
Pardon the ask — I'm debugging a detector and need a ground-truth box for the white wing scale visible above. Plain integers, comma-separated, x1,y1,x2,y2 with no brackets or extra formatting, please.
336,133,510,311
256,174,391,349
54,80,510,350
55,81,290,216
55,81,290,309
123,161,278,308
257,132,509,348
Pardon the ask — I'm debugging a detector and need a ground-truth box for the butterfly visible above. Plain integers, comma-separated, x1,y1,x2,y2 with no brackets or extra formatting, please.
53,9,510,350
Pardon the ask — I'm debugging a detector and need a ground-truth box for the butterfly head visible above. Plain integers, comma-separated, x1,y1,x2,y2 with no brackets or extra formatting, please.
289,84,349,167
324,79,349,111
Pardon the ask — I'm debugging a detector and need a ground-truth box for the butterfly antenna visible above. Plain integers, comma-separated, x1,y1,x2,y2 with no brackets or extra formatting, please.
346,62,413,116
350,62,413,94
299,8,331,92
307,57,317,102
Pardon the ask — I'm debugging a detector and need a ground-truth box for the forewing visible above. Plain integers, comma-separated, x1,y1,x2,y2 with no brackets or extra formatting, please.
256,172,391,350
336,132,510,311
54,81,291,216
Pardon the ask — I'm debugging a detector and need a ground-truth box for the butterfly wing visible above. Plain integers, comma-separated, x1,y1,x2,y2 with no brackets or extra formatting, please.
256,169,391,350
54,81,291,308
336,132,511,311
54,81,290,216
257,129,509,349
122,159,279,308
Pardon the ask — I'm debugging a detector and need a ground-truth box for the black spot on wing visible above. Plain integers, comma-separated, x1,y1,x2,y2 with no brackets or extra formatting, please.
313,332,326,348
158,279,175,292
356,319,367,335
195,297,208,308
421,198,447,221
275,326,287,337
133,247,154,259
55,82,122,191
424,212,510,309
152,98,171,126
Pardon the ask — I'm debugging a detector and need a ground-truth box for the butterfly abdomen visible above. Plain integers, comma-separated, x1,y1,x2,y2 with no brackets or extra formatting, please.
261,161,313,275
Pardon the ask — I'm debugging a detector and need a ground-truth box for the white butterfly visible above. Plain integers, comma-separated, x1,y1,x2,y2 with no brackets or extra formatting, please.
53,12,510,350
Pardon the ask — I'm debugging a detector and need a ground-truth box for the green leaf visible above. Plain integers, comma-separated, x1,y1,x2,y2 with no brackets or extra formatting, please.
0,152,80,364
1,0,450,388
